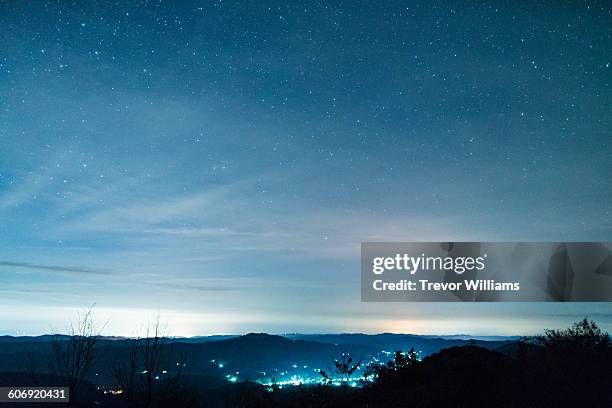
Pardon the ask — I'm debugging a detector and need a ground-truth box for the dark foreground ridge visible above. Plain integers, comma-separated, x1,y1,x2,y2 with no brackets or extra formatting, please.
0,319,610,407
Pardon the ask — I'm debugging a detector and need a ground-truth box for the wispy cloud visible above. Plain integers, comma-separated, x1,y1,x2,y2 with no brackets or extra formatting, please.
0,261,111,276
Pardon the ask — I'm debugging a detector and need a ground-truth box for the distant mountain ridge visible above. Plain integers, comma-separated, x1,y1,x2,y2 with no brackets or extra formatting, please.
0,331,520,398
0,332,520,344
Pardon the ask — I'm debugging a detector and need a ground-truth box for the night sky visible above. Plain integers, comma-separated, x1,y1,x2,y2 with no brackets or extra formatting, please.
0,1,610,336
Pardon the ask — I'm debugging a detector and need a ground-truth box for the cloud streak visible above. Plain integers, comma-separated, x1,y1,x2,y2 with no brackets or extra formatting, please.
0,261,112,276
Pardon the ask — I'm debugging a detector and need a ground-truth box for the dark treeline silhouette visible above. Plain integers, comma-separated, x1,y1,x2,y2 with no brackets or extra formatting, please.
0,318,610,407
230,318,611,408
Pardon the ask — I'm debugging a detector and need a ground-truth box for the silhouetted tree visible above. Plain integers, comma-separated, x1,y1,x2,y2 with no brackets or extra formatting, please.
517,318,612,408
534,317,609,349
140,318,166,408
319,353,361,388
110,337,139,408
110,317,186,408
364,347,421,394
389,348,419,370
49,308,102,406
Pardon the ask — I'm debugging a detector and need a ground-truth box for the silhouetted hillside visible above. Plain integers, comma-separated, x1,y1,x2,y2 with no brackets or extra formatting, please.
1,322,610,407
288,333,514,355
0,332,514,384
